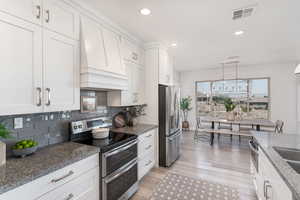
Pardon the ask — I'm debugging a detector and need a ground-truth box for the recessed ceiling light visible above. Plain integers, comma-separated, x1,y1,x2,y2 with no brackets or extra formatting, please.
140,8,151,16
171,43,177,47
234,30,244,36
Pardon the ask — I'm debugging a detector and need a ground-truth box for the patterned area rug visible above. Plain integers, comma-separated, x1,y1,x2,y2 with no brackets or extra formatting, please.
150,173,240,200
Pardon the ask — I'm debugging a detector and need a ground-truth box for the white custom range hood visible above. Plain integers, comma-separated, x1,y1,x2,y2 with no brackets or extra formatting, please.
80,16,128,91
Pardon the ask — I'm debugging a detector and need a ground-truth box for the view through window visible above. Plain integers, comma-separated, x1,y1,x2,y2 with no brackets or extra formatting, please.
196,78,270,119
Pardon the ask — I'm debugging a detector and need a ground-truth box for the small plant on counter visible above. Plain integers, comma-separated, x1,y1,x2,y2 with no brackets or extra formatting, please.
0,123,11,139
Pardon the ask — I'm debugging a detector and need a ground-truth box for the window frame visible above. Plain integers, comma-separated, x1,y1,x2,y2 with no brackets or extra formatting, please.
195,77,271,119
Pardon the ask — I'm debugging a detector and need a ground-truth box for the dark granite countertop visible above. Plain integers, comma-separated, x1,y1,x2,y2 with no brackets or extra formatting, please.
111,123,158,136
252,132,300,200
0,142,99,195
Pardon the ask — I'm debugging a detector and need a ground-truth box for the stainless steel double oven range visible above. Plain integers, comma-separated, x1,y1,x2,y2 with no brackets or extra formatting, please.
70,117,138,200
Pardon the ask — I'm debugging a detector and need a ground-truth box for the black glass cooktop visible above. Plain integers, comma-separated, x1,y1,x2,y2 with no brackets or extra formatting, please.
72,131,137,153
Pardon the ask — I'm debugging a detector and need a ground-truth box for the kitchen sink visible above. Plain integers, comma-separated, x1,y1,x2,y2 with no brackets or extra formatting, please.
286,161,300,174
273,146,300,162
273,146,300,174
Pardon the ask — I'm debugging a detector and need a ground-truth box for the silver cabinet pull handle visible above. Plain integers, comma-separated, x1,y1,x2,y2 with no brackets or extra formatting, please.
145,160,152,166
145,145,152,150
45,88,51,106
64,194,74,200
36,5,41,19
36,87,42,106
45,10,50,23
51,171,74,183
265,184,272,200
132,52,138,61
263,180,270,197
146,134,152,138
103,140,137,158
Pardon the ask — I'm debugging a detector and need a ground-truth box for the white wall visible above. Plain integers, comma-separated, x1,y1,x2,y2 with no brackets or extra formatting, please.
180,62,299,133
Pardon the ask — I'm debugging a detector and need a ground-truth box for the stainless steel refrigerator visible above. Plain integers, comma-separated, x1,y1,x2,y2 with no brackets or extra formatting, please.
159,84,182,167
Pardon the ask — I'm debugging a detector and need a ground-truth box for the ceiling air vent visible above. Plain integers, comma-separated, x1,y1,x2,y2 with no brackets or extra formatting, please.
233,5,255,20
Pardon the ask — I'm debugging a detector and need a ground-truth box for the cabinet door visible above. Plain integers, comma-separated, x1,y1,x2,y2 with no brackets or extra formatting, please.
0,12,43,115
102,28,125,75
159,49,169,85
131,65,145,104
43,30,80,112
121,38,142,65
0,0,42,25
43,0,79,40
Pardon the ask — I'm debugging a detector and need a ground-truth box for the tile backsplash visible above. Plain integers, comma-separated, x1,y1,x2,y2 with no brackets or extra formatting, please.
0,107,123,156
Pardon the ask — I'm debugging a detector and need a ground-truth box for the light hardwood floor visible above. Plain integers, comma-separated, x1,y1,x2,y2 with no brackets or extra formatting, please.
131,131,257,200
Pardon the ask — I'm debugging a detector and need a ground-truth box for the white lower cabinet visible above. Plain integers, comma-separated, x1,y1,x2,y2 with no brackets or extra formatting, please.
254,148,292,200
0,154,99,200
138,129,157,180
37,167,99,200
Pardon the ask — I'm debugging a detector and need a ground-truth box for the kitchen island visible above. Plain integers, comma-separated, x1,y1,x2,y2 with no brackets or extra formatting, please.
252,132,300,200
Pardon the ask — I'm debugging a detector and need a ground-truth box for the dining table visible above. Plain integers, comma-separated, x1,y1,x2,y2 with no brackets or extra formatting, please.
201,117,276,145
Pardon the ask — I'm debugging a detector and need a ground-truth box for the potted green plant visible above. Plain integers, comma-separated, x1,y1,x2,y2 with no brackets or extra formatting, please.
180,96,193,130
0,123,11,166
223,98,236,121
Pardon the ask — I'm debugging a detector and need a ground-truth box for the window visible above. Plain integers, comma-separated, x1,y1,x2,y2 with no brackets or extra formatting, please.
196,78,270,119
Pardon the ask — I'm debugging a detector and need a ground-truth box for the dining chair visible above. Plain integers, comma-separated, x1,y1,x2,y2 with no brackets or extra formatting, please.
274,120,284,133
218,122,232,130
239,124,254,132
194,117,211,142
260,120,284,133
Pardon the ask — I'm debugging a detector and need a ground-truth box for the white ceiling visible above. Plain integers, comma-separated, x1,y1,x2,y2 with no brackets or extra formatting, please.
80,0,300,71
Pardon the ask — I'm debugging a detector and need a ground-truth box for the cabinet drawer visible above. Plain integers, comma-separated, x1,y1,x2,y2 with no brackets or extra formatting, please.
138,150,155,180
38,154,99,193
0,154,99,200
139,130,155,143
138,138,154,159
38,167,99,200
138,130,155,158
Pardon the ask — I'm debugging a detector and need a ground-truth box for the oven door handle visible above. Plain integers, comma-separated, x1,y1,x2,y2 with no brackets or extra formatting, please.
249,140,259,154
104,159,137,184
103,140,138,158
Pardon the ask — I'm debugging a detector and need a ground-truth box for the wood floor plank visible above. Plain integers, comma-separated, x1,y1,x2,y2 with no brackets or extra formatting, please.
131,131,257,200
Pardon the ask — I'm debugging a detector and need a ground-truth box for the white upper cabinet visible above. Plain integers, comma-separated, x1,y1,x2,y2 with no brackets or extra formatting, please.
102,28,125,75
0,0,42,25
122,38,144,66
131,65,145,104
159,49,171,85
0,0,79,40
81,16,107,71
43,30,80,112
0,12,43,115
107,63,145,106
0,1,80,116
43,0,79,40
